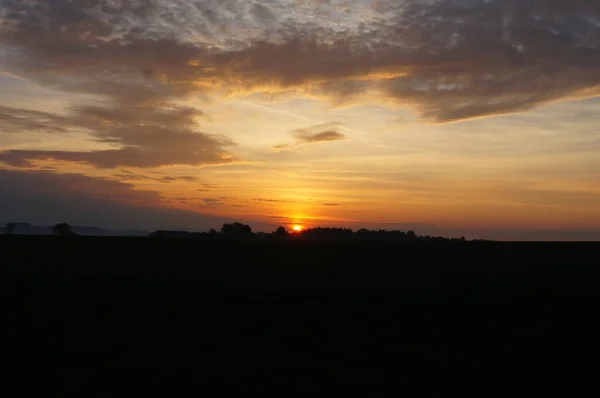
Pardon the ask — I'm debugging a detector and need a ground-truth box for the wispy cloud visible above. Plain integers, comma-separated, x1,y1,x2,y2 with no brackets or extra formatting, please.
295,130,346,144
273,122,346,151
111,172,199,183
254,198,296,203
272,143,290,152
0,105,72,134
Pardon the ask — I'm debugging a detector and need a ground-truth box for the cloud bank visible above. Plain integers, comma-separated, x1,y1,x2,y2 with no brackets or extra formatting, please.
0,169,233,230
0,0,599,170
0,105,234,168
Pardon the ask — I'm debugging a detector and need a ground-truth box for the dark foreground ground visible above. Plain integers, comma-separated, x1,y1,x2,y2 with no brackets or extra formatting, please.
2,236,600,396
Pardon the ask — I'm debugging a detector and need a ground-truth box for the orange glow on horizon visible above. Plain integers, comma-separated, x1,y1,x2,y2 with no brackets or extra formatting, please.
292,225,303,232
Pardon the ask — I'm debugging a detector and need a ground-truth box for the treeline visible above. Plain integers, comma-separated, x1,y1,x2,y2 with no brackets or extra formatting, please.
150,222,469,242
3,221,476,241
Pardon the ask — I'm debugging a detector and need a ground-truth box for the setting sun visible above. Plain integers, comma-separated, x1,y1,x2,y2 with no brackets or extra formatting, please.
293,225,303,232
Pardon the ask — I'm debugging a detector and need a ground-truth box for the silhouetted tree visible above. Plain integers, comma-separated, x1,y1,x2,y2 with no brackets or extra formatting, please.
274,226,289,238
221,222,253,237
208,228,218,235
53,223,77,236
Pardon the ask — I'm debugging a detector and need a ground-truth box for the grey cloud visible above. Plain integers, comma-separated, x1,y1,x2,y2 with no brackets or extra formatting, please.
295,130,346,143
76,106,205,128
111,172,199,183
0,2,234,168
251,3,277,25
214,1,600,122
0,168,232,231
292,122,346,143
1,0,600,128
0,103,235,168
111,173,148,181
273,122,346,150
0,169,160,204
0,105,72,134
0,145,231,169
361,0,600,122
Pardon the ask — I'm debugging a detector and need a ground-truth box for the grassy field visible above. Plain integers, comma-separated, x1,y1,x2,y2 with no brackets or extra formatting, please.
2,236,600,395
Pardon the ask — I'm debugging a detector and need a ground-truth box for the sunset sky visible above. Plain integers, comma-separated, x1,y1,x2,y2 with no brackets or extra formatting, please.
1,0,599,240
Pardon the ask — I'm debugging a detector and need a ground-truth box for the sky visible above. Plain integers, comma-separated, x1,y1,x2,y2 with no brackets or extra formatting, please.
0,0,599,240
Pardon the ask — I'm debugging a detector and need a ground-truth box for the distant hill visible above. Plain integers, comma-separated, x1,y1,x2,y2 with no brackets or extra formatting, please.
3,223,149,237
73,226,149,237
5,223,52,235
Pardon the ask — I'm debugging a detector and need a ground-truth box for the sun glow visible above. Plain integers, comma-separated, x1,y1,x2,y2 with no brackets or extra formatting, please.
292,225,303,232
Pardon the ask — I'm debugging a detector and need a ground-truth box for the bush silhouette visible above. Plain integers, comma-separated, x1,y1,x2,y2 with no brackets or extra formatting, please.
52,223,77,236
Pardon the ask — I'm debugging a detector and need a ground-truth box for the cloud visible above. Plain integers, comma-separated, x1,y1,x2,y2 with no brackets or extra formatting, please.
273,122,346,150
295,130,346,144
272,144,290,152
0,2,235,168
159,176,198,183
0,105,72,134
197,183,219,192
111,172,199,183
0,104,235,168
0,169,161,204
0,146,231,169
254,198,295,203
199,198,225,206
0,169,234,230
1,0,600,131
190,1,600,122
0,104,235,169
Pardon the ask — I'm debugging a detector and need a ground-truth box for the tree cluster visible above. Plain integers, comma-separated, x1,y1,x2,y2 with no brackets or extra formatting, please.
180,224,468,242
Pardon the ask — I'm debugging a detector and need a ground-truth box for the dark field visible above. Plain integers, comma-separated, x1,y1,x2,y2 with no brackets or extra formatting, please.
2,236,600,395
